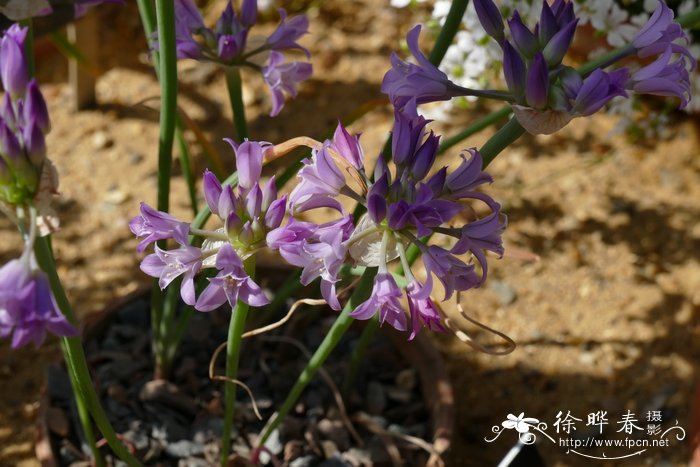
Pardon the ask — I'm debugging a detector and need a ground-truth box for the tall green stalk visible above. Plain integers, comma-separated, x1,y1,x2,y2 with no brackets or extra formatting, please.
225,67,249,141
220,260,254,466
35,238,141,466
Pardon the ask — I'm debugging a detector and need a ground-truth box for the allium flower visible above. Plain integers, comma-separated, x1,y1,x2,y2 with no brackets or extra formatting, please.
382,25,468,109
627,45,694,109
0,257,77,348
263,52,313,117
160,0,312,116
281,115,505,338
132,140,287,312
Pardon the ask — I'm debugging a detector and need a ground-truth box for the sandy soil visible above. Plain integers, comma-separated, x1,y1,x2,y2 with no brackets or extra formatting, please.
1,1,700,466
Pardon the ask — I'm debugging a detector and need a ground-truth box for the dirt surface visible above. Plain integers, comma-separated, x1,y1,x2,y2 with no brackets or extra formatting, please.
1,1,700,466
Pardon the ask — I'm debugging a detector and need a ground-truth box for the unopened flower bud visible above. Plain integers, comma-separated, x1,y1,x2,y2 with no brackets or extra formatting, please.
23,80,51,134
0,24,29,98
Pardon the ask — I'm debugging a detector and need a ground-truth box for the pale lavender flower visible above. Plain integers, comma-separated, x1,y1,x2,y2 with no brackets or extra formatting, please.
133,140,288,311
266,9,311,56
195,245,269,311
129,202,190,252
0,259,77,348
350,273,407,331
263,52,313,117
140,245,202,306
382,25,467,110
406,276,444,340
627,46,693,108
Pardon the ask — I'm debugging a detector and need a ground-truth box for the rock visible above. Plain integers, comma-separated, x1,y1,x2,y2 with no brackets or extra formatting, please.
91,131,113,150
259,428,283,465
284,440,304,462
140,380,198,416
321,440,339,459
317,418,350,451
366,381,386,415
490,280,517,305
164,440,204,458
47,407,70,437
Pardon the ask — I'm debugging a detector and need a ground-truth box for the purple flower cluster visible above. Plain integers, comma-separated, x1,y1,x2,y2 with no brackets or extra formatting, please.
131,140,287,311
382,0,695,135
0,24,51,206
167,0,312,116
270,111,505,338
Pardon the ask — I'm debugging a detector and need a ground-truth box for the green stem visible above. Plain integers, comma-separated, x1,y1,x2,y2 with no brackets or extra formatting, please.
428,0,470,66
259,268,376,445
35,237,141,465
225,67,249,141
154,0,177,215
64,349,104,467
220,260,254,466
438,106,512,154
176,124,198,215
21,25,104,465
480,117,526,168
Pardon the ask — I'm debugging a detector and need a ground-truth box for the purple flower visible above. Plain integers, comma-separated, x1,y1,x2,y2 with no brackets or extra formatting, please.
263,52,312,117
195,244,269,311
406,276,444,340
381,25,463,110
330,122,364,170
565,68,629,116
289,140,347,213
129,202,190,252
140,245,202,305
445,149,493,197
451,209,506,284
24,80,51,134
526,53,549,109
503,41,526,98
350,273,407,331
627,46,693,109
473,0,505,43
633,1,685,53
0,259,77,348
508,11,539,59
266,9,310,56
0,24,29,98
270,217,353,310
421,245,480,300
